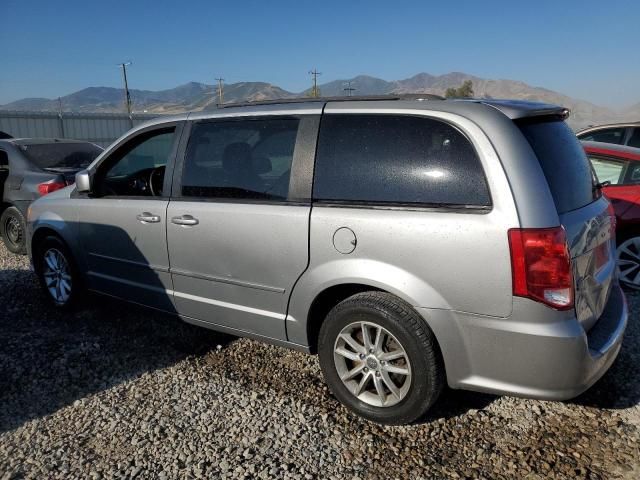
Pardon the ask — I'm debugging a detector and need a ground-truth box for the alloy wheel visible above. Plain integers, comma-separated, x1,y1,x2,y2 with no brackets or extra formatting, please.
617,237,640,289
333,321,412,407
42,247,73,304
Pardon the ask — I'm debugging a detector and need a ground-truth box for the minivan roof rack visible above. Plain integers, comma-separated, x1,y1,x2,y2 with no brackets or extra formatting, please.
218,93,445,109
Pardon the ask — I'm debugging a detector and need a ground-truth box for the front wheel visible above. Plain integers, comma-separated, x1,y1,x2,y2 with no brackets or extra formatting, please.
318,291,444,425
35,236,82,309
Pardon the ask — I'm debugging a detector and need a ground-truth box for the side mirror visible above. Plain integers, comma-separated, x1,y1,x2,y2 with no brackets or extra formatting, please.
75,170,92,193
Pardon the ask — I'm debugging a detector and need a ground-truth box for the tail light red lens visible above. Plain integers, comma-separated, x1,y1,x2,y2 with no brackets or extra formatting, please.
37,180,67,196
508,227,574,310
606,201,617,235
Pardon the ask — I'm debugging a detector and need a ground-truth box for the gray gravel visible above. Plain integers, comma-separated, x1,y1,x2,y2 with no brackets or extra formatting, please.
0,244,638,479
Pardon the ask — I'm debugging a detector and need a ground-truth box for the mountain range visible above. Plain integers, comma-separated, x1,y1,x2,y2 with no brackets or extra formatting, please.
2,72,638,130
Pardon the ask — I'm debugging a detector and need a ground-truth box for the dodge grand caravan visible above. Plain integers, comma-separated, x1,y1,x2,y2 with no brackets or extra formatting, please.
27,97,628,425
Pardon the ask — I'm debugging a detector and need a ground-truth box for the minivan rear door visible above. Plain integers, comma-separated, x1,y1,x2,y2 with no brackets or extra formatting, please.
518,119,616,330
166,115,319,341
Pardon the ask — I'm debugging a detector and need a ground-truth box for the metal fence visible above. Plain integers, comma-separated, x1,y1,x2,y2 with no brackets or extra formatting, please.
0,111,163,148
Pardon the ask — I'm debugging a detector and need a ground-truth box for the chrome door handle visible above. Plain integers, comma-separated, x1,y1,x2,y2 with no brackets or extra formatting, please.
171,215,199,226
136,212,161,223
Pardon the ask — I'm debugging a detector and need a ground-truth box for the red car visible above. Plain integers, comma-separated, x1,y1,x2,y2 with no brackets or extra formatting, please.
583,140,640,289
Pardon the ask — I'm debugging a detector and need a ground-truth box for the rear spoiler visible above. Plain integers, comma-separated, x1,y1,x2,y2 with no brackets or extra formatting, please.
456,99,570,121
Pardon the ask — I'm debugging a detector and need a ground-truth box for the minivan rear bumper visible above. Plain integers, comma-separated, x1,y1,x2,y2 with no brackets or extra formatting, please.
418,284,628,400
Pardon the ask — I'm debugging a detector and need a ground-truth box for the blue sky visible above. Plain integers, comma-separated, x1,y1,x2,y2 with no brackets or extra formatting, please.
1,0,638,107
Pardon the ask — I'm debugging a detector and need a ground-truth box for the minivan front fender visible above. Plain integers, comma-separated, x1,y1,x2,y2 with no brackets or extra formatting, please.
27,192,82,269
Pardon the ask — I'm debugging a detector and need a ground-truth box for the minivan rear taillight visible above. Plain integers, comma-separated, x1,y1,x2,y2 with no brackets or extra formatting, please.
508,227,573,310
37,179,67,196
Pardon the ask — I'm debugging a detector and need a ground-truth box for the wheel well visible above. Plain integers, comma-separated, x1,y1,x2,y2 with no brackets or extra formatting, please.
31,227,63,263
306,283,382,354
616,227,640,246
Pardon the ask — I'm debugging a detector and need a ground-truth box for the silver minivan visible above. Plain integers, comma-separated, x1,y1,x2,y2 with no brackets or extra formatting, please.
27,98,628,425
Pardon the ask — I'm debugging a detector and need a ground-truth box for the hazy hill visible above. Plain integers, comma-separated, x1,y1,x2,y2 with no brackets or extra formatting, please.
2,72,638,130
390,72,626,129
622,102,640,121
309,75,395,97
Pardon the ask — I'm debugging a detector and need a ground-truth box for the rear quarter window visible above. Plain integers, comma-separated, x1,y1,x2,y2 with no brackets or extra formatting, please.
313,114,491,207
517,119,595,214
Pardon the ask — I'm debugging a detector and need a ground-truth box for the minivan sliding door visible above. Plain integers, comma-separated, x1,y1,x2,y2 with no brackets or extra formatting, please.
166,115,318,340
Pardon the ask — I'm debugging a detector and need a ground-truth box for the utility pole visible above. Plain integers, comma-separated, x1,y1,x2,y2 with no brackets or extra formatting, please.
308,68,322,98
57,97,65,138
215,77,224,105
343,81,356,97
118,62,133,125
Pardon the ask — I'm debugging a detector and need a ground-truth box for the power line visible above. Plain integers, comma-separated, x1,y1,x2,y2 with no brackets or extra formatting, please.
343,81,356,97
215,77,224,105
117,61,133,119
308,68,322,98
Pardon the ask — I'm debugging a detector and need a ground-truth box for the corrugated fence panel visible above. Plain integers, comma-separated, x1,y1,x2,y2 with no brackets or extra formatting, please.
0,111,163,148
0,113,62,139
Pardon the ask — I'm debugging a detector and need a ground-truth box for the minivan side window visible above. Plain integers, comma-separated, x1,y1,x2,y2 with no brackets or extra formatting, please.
96,127,176,197
181,118,300,200
579,127,627,145
313,114,491,207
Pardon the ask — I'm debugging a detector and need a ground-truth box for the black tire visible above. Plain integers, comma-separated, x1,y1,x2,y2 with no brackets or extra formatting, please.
0,206,27,254
34,235,83,309
318,291,444,425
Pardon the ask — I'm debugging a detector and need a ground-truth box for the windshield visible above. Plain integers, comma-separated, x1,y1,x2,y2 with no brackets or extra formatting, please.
20,142,102,170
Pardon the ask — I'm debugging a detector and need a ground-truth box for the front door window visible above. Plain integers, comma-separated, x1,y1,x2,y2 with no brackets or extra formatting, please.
96,128,176,197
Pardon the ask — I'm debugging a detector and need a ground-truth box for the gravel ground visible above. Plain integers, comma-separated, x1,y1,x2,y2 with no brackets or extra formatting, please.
0,244,638,479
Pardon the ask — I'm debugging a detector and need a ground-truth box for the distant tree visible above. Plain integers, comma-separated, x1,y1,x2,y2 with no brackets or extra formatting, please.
308,86,321,98
445,80,474,98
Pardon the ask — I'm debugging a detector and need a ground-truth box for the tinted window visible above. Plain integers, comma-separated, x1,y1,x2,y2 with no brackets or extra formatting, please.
99,128,176,197
627,128,640,148
182,118,299,200
313,115,490,206
518,119,595,213
578,127,626,145
588,156,626,185
19,142,102,170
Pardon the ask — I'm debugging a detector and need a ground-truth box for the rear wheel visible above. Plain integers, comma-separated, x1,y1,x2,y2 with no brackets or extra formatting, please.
0,206,26,254
617,236,640,290
35,236,82,308
318,291,444,425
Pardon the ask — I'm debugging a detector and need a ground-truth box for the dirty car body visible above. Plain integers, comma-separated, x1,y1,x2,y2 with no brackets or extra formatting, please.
27,98,627,424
